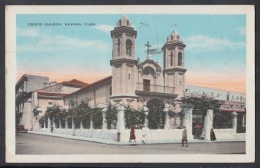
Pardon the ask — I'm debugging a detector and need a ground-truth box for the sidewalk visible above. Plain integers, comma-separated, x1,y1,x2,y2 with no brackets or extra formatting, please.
28,131,245,146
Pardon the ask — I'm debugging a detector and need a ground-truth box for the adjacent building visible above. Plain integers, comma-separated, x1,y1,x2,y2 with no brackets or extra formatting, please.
16,75,88,130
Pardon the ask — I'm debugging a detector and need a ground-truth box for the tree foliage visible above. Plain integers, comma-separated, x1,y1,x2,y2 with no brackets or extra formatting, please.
124,106,145,129
146,99,165,129
181,96,221,117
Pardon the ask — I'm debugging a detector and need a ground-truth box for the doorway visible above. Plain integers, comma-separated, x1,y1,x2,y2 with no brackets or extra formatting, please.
143,79,150,92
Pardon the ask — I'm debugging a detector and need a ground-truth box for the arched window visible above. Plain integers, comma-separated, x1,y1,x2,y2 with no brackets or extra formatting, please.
170,51,173,66
178,52,182,66
126,39,132,56
127,20,129,26
119,20,121,26
171,36,173,40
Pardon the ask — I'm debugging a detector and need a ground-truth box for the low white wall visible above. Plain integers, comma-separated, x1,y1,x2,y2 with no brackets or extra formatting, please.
117,129,183,142
36,128,244,142
234,133,246,141
213,129,245,141
37,128,184,142
214,129,234,140
52,128,118,141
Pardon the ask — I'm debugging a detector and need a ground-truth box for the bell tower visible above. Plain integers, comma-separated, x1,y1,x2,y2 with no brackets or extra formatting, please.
162,31,187,98
110,16,138,102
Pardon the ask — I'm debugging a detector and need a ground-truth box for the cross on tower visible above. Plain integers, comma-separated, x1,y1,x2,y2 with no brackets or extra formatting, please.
145,41,151,55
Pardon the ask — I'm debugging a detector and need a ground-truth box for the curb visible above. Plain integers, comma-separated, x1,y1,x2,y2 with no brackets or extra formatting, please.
26,131,245,146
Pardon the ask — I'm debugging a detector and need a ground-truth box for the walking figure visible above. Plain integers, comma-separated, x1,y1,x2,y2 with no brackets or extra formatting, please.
210,128,216,141
129,125,136,143
182,127,188,147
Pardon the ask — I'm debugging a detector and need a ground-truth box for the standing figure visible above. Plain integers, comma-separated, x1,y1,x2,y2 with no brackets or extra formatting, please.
210,128,216,141
182,127,188,147
129,125,136,143
142,126,147,143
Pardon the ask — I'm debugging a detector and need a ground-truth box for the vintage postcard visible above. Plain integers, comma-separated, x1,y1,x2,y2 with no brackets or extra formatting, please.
6,5,255,163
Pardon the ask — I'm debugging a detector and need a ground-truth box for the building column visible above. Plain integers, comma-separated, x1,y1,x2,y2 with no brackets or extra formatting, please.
102,107,108,130
183,107,193,140
163,105,169,130
116,102,125,142
143,105,149,129
231,111,238,133
204,109,214,141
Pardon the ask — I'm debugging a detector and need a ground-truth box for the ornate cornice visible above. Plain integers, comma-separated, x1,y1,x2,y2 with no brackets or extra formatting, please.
110,58,138,66
164,68,187,73
111,26,137,38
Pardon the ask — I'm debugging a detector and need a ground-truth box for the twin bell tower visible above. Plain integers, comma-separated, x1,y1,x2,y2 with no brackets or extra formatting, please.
110,16,186,104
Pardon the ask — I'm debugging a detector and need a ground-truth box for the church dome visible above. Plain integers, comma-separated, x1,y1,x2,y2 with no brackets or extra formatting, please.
116,15,134,28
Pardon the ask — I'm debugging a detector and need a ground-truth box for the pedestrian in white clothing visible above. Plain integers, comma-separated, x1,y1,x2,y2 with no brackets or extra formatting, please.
142,126,147,143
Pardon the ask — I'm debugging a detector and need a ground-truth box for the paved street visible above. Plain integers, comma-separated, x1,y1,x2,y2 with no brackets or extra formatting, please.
16,133,245,154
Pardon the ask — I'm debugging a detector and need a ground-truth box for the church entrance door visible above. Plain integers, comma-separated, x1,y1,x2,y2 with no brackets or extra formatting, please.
143,79,150,92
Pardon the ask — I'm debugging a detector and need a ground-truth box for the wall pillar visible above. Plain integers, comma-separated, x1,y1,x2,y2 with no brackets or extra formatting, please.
143,105,149,129
48,117,51,132
163,105,169,130
231,111,238,133
80,121,83,129
53,119,56,129
65,118,68,129
44,118,46,129
102,107,108,130
116,102,125,141
183,107,193,140
59,119,62,129
204,109,213,141
90,115,93,129
72,117,75,129
242,114,245,127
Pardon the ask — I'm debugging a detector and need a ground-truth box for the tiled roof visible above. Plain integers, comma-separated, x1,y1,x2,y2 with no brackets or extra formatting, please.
64,76,112,97
62,79,89,87
32,79,88,92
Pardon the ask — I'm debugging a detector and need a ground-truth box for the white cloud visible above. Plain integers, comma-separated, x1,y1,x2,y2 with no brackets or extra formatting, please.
238,26,246,35
94,24,114,34
17,28,39,37
184,35,245,51
17,33,110,53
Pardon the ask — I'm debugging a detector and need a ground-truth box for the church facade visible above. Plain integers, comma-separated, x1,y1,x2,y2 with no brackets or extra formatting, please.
64,16,187,110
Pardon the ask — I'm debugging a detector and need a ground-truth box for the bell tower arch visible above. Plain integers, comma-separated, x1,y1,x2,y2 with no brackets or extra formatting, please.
162,31,187,98
110,16,138,103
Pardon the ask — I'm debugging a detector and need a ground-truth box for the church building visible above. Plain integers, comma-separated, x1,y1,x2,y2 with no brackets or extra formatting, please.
64,16,187,110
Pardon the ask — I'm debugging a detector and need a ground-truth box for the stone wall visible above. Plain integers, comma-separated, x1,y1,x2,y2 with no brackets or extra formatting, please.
214,129,245,141
38,128,184,142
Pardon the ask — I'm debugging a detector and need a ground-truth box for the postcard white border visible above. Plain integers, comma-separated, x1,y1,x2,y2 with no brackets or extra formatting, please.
5,5,255,163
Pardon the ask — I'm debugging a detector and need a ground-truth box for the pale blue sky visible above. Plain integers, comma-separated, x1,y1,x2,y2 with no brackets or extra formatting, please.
16,14,246,92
